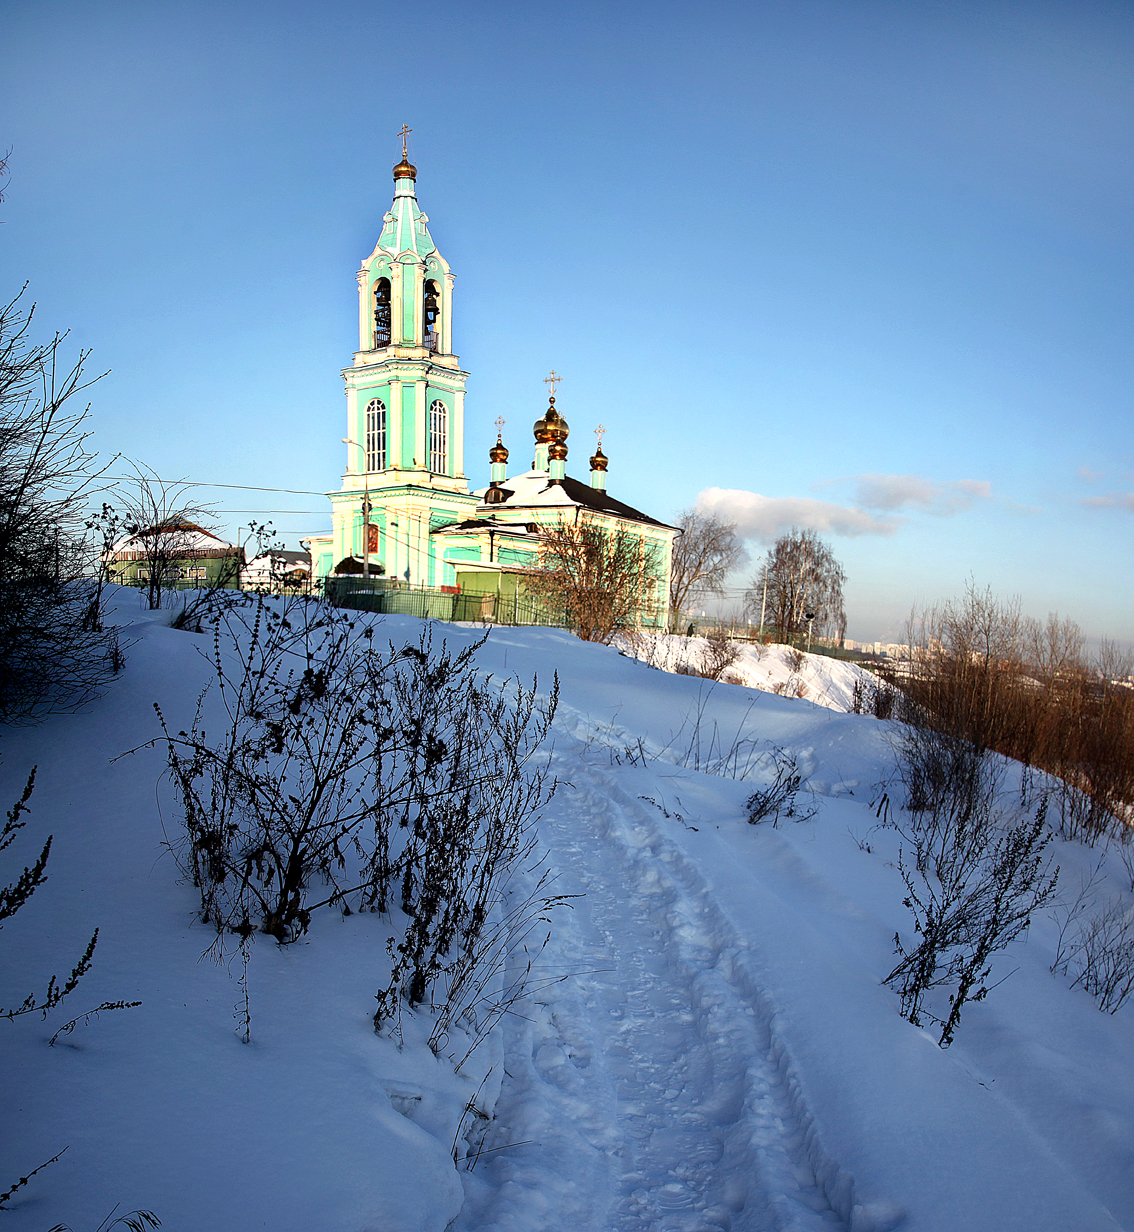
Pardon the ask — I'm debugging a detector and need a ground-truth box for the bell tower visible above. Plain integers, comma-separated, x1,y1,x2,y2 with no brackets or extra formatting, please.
323,133,477,583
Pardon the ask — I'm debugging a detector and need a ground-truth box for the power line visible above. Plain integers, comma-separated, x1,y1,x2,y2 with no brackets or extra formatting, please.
108,476,328,496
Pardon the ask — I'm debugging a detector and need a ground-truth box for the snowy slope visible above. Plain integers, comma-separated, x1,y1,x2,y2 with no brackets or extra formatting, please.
614,632,876,713
3,592,1132,1232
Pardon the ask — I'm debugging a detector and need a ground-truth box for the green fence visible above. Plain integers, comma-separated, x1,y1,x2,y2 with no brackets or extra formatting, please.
322,577,571,628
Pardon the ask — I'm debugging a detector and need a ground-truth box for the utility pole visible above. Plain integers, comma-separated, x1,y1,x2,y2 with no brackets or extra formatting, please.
342,437,371,580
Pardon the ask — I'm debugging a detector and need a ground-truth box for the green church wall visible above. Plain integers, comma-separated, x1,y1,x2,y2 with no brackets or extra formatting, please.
400,385,415,467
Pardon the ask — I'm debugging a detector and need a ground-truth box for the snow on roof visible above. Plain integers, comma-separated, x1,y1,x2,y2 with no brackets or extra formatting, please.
472,470,675,529
110,521,239,557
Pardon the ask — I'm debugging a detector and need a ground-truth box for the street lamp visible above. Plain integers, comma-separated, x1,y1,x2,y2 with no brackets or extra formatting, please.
805,609,817,653
342,437,372,581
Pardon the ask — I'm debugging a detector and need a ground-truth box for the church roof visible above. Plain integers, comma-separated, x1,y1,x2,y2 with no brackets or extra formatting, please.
472,471,675,530
374,167,437,260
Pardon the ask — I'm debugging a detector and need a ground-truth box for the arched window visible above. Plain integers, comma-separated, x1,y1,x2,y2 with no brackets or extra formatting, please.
422,280,440,351
429,399,448,474
365,398,387,472
373,278,392,348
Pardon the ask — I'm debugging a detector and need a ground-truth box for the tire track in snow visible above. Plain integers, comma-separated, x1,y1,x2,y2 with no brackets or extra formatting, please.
456,736,855,1232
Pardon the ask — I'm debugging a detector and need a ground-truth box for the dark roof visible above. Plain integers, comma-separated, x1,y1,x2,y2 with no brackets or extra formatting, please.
554,476,675,529
431,516,535,535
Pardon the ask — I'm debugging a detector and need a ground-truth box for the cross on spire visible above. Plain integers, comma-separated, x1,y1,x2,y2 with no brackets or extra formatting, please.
594,423,606,446
544,370,562,398
495,416,506,437
397,123,412,159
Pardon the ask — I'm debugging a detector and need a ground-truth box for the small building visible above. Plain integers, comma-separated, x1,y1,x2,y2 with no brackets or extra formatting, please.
107,521,243,589
241,549,312,592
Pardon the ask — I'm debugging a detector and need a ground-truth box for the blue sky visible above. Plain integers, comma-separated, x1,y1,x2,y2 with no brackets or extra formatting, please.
2,0,1131,643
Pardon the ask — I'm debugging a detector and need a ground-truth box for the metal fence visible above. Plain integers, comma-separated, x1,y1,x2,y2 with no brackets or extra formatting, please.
322,577,571,628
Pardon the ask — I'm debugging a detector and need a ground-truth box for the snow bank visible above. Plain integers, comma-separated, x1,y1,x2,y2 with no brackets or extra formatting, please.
615,631,878,712
3,593,1132,1232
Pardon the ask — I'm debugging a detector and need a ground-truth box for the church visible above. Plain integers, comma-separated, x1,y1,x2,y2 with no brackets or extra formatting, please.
303,141,675,626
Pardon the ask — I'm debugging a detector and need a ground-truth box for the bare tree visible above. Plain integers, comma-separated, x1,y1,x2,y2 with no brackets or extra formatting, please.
529,519,662,643
110,465,236,610
668,510,743,632
0,290,123,722
747,528,845,645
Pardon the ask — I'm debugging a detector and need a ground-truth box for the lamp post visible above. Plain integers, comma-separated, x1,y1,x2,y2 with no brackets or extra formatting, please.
342,437,371,581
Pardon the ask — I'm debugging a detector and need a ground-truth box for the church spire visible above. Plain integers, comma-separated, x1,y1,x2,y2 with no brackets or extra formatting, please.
392,122,417,182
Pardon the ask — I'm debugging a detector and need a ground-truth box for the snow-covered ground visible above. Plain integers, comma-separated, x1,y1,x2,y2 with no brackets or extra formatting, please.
3,591,1133,1232
614,632,877,713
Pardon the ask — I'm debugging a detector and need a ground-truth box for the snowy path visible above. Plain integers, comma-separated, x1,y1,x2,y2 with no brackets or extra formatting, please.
456,737,850,1232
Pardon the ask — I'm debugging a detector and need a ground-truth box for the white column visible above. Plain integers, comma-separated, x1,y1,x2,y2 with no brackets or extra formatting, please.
453,387,465,479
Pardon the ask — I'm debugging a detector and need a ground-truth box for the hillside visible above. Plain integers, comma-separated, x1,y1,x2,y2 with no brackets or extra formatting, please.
3,592,1132,1232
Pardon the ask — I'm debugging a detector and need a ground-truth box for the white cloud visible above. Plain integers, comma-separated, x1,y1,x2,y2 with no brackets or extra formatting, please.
850,473,991,515
695,488,898,543
1082,492,1134,512
1078,466,1104,483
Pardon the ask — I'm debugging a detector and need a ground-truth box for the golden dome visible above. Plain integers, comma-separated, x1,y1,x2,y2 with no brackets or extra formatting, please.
392,157,417,181
548,439,568,462
544,401,569,441
489,434,509,464
589,444,608,472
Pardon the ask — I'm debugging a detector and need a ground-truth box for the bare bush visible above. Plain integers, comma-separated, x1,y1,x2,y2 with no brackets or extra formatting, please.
885,728,1057,1045
1051,870,1134,1013
0,291,122,723
1,768,139,1207
892,586,1133,844
744,748,816,826
141,595,560,1041
529,519,662,643
851,675,902,720
698,627,740,681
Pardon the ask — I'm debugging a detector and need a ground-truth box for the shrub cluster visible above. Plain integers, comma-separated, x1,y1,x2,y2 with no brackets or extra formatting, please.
871,586,1133,843
148,595,559,1040
885,729,1057,1045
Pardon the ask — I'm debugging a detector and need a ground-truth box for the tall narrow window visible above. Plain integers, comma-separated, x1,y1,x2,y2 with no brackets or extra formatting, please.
373,278,392,348
422,280,440,352
429,399,448,474
365,398,387,472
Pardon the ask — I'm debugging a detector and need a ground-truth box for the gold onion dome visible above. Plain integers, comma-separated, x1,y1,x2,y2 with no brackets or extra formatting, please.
590,443,608,472
544,400,569,441
392,157,417,180
489,434,509,463
548,438,568,461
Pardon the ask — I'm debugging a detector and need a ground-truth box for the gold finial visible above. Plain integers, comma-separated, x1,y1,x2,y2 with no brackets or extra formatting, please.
590,424,608,471
490,415,509,462
393,124,417,180
544,370,562,398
